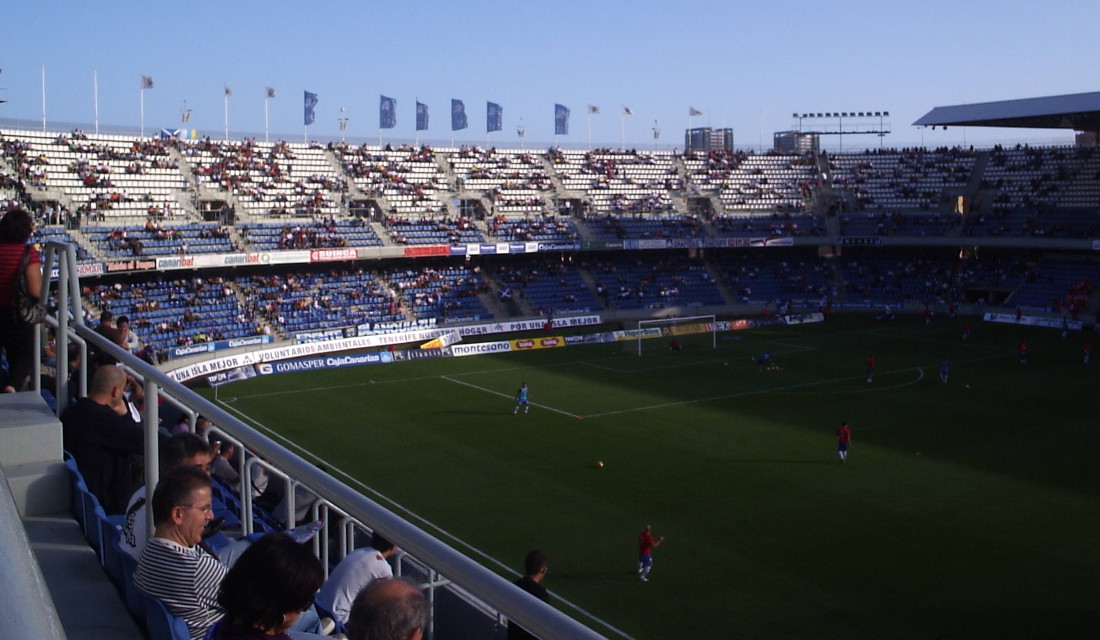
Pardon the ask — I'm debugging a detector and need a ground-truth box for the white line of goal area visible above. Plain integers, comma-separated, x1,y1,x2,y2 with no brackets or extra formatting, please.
440,375,582,419
581,350,1008,419
214,398,635,640
578,340,818,374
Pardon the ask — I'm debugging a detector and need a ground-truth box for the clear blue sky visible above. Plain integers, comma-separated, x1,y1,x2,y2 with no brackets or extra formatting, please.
3,0,1098,150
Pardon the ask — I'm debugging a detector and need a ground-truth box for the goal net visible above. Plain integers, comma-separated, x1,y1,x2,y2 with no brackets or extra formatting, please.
635,315,717,356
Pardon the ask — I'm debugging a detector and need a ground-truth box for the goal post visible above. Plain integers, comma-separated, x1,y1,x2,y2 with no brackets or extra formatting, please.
635,315,717,356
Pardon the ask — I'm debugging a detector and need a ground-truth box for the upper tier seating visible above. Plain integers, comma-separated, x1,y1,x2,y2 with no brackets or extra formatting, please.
336,144,450,218
684,151,817,212
829,148,976,211
3,129,190,219
183,139,345,218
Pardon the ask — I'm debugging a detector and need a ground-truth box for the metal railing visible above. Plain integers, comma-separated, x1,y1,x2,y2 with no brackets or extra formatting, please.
40,240,605,640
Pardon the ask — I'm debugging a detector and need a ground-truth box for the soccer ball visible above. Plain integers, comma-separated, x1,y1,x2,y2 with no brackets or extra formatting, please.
597,461,605,468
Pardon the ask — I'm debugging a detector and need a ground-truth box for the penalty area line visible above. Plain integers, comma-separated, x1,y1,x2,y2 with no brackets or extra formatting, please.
440,375,582,419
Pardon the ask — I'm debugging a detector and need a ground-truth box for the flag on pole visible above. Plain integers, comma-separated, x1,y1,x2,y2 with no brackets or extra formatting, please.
141,75,154,89
588,104,600,114
304,91,318,125
380,95,397,129
555,104,570,135
689,106,703,116
224,85,232,97
416,101,429,131
487,101,502,132
265,87,277,99
451,99,468,131
622,106,633,116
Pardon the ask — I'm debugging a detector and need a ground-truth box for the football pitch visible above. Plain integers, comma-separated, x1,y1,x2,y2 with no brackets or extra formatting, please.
205,315,1100,640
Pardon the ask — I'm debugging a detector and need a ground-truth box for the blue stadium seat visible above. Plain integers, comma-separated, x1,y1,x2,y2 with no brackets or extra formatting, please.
144,592,192,640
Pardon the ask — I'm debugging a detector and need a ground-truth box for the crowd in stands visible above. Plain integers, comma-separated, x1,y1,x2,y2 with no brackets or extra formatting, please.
583,255,724,309
85,220,239,257
238,270,402,333
389,265,490,321
489,213,577,242
88,277,261,359
384,215,483,245
185,138,346,218
58,357,433,640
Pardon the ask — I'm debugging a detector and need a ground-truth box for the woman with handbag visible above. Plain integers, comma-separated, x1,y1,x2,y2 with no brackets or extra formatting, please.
0,207,44,392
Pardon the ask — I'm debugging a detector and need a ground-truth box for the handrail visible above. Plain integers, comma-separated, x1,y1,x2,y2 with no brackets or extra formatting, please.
0,464,67,640
45,241,606,640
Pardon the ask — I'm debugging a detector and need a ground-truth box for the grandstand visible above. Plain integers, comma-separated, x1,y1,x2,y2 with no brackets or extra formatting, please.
3,105,1100,640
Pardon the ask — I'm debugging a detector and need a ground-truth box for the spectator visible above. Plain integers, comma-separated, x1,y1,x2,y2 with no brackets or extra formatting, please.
346,578,428,640
507,550,550,640
210,440,241,487
61,365,146,514
117,314,142,353
120,432,213,561
134,467,330,640
315,532,397,626
0,207,43,392
134,466,226,640
213,532,325,640
92,310,126,366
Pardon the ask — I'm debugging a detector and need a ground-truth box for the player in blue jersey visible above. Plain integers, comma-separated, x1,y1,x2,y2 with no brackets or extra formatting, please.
513,382,530,415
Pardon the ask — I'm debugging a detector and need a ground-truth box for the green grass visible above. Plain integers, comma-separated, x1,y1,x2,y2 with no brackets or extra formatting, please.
203,315,1100,639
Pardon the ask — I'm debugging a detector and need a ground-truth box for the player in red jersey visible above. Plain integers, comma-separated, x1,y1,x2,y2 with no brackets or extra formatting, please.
636,524,665,582
865,354,875,383
836,421,852,463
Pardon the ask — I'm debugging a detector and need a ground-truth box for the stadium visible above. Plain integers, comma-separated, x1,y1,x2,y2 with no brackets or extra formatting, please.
3,6,1100,639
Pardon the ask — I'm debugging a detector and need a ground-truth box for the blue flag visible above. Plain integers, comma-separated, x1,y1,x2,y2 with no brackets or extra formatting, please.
487,101,502,133
304,91,318,126
380,95,397,129
451,99,468,131
416,101,429,131
555,104,570,135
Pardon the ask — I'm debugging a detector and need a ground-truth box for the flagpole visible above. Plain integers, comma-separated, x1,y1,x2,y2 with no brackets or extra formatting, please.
587,111,592,151
620,112,625,151
224,92,229,142
140,88,145,138
41,65,47,133
264,97,270,143
93,69,99,135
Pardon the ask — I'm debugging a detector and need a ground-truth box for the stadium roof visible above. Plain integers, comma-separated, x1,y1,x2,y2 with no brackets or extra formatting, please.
913,91,1100,131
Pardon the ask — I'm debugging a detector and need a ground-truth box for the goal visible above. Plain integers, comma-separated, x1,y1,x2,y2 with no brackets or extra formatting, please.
635,315,717,356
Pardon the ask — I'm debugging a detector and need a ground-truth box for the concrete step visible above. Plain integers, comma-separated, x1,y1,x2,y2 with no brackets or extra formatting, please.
24,515,144,640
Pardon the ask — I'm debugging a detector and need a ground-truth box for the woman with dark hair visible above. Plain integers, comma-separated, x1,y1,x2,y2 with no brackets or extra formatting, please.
0,207,43,392
215,532,325,640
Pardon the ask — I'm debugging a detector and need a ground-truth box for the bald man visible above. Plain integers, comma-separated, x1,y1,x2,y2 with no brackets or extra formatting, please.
346,578,428,640
61,365,147,513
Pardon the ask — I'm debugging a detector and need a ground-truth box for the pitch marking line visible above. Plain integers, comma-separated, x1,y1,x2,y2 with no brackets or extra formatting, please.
213,398,634,640
441,375,582,419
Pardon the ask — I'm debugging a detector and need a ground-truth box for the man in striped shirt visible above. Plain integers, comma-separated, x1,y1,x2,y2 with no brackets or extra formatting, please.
134,466,226,640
